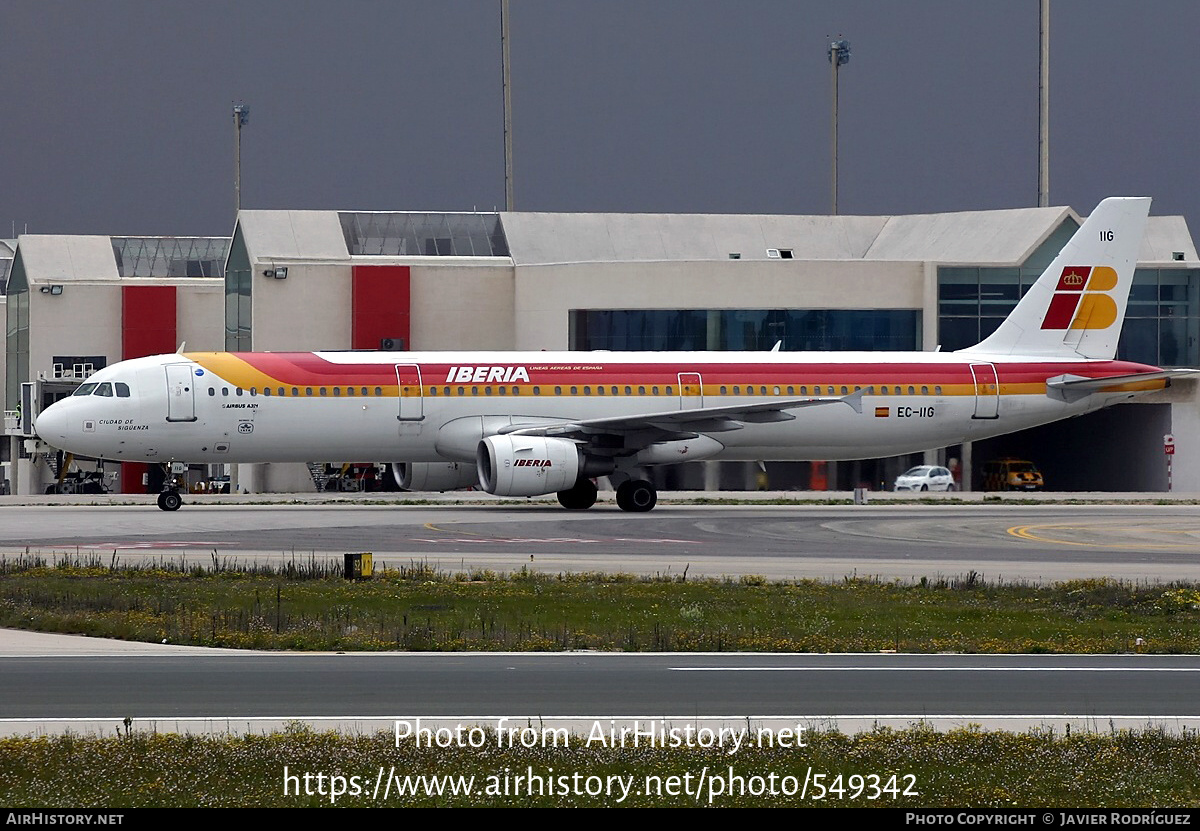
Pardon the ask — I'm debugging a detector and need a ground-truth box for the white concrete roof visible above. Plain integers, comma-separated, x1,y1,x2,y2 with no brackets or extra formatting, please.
500,212,889,264
14,235,120,283
503,206,1197,268
13,235,232,283
863,206,1073,264
236,210,348,261
232,205,1198,269
1140,216,1197,262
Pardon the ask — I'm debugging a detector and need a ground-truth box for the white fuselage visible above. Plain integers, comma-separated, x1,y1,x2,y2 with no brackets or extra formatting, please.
34,349,1164,467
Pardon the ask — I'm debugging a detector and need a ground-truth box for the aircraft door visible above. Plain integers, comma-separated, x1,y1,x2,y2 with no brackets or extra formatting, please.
395,364,424,421
165,363,197,422
678,372,703,409
969,362,1000,419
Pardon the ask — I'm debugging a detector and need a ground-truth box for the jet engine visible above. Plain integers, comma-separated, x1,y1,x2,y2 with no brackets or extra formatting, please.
476,435,580,496
392,462,479,492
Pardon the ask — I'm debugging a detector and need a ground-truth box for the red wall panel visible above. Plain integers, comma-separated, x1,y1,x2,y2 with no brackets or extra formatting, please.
352,265,410,350
121,286,177,493
122,285,178,360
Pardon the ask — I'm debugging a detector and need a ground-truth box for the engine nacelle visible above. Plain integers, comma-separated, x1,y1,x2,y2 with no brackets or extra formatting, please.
477,435,580,496
392,462,479,492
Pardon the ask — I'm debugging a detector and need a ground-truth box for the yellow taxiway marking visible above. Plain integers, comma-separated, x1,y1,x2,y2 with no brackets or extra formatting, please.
1008,523,1200,550
424,522,487,538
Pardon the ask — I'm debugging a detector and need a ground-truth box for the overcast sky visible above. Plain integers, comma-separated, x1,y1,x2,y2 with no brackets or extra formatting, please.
2,0,1197,238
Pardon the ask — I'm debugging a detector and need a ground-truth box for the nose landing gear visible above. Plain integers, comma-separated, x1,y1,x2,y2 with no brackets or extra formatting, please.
157,462,187,511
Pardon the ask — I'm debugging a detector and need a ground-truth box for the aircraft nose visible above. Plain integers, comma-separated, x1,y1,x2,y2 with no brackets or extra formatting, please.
34,402,69,443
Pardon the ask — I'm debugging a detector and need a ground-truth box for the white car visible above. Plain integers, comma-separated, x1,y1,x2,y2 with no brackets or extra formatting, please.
894,465,956,492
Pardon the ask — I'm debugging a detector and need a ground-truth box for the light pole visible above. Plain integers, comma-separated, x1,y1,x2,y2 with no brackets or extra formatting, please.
828,39,850,215
1038,0,1049,207
230,102,249,496
233,103,250,218
501,0,514,211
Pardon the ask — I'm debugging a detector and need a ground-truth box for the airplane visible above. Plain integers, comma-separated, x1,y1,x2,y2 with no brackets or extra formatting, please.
34,197,1187,512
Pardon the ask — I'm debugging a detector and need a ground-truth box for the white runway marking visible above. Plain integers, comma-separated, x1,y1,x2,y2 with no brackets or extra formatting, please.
671,666,1200,672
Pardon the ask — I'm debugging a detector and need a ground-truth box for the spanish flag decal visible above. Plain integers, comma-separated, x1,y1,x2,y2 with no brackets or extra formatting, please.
875,407,890,418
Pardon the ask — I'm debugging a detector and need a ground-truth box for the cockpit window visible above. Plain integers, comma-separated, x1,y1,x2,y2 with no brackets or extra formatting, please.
73,383,98,396
115,382,131,398
94,383,114,397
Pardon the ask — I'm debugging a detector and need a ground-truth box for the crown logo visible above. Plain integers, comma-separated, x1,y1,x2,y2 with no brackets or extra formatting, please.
1062,274,1085,286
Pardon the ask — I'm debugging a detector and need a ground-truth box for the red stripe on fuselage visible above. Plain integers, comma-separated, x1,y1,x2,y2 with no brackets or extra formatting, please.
232,353,398,385
221,354,1161,389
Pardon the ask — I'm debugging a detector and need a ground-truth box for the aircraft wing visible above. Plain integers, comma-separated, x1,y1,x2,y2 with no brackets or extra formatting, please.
1046,369,1200,403
499,390,864,445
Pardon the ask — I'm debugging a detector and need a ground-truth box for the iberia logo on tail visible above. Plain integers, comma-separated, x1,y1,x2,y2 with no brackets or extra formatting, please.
1040,266,1119,330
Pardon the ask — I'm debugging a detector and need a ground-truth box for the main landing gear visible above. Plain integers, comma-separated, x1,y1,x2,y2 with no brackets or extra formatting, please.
556,478,598,510
157,462,187,512
554,477,658,512
615,479,657,513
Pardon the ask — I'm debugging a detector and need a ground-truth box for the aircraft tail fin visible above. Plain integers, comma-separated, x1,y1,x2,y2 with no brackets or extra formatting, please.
960,196,1150,361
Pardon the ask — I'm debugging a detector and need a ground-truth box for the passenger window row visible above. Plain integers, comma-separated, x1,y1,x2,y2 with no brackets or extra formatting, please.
208,386,386,397
717,384,943,396
430,385,682,396
203,383,948,399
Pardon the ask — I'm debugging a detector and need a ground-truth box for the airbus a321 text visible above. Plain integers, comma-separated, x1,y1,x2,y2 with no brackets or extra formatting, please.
35,197,1187,511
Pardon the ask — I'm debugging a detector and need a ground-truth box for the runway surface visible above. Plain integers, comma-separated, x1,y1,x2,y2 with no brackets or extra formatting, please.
2,500,1199,582
7,650,1199,717
3,641,1198,736
3,500,1197,735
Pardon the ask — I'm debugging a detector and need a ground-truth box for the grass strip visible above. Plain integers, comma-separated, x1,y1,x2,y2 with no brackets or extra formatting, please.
2,554,1199,652
1,725,1197,807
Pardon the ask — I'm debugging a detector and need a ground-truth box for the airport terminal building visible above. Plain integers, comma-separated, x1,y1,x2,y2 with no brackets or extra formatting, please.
4,203,1198,494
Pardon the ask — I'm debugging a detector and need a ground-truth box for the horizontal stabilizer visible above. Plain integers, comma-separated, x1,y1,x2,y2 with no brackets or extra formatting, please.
1045,369,1197,402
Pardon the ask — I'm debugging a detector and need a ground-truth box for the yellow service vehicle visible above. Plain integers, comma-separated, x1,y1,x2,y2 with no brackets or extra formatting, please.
982,459,1044,491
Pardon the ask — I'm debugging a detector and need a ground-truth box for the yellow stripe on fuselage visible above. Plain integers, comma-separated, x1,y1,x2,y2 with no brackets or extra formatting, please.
182,355,1165,400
